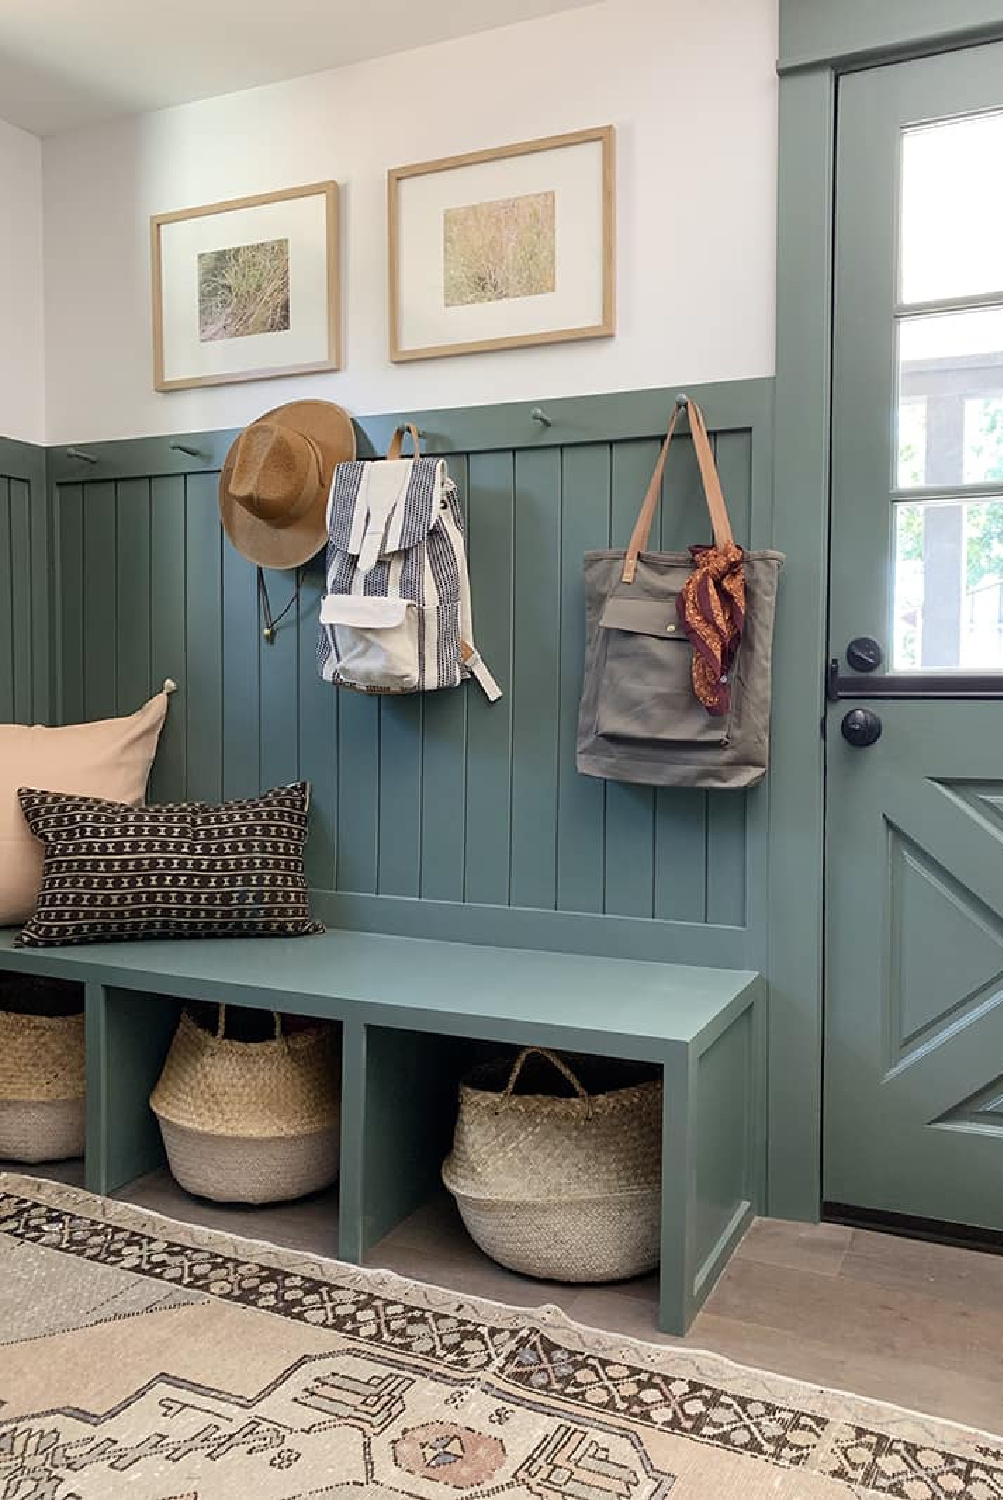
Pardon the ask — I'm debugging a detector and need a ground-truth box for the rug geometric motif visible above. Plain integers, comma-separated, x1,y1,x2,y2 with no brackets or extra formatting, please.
505,1329,830,1463
825,1428,1003,1498
392,1422,506,1487
0,1177,1001,1500
0,1351,677,1499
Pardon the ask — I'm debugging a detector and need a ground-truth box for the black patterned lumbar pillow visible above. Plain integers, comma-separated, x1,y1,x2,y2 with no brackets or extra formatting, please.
15,781,323,947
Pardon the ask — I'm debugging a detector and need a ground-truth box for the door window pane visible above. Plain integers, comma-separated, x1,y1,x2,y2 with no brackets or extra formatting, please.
901,113,1003,303
964,396,1003,482
894,497,1003,669
897,400,928,488
897,309,1003,487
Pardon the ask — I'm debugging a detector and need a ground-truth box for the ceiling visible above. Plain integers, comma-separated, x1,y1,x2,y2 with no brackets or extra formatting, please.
0,0,597,137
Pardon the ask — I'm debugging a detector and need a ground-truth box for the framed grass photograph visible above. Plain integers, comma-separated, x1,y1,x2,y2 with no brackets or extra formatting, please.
151,182,340,391
388,126,615,362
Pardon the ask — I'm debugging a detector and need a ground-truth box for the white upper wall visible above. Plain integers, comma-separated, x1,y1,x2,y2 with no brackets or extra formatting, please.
0,0,598,136
42,0,779,445
0,116,44,444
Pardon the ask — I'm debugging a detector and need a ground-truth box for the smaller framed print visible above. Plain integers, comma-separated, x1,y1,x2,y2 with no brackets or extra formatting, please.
151,181,340,392
388,126,615,362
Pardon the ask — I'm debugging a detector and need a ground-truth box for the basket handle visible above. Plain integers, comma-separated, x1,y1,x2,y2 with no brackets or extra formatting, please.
502,1047,592,1116
215,1004,283,1041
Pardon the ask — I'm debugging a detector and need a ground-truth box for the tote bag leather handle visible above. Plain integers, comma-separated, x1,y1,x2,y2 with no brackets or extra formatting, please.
621,400,734,584
387,424,421,459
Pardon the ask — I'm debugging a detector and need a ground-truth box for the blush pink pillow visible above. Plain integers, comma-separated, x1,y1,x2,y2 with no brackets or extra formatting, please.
0,681,175,926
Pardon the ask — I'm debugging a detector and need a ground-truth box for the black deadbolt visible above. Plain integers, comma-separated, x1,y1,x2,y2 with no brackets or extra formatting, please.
846,636,884,673
840,708,882,748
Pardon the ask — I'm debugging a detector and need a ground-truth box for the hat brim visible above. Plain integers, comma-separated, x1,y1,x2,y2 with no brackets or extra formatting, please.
219,399,356,570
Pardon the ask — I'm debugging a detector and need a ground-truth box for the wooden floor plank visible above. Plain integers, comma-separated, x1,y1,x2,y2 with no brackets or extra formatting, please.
706,1253,1003,1384
736,1216,853,1277
690,1310,1003,1436
841,1225,1003,1315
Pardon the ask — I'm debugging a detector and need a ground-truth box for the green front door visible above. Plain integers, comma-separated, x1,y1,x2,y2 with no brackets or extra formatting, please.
825,44,1003,1229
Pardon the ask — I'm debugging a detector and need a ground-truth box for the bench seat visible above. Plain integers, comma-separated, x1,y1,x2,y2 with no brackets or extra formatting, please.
0,927,766,1334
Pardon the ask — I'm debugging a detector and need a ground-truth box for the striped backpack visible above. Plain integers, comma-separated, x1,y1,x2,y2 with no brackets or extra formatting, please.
317,425,501,701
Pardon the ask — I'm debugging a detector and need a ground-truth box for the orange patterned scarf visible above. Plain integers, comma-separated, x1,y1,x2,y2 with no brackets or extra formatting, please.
676,542,746,716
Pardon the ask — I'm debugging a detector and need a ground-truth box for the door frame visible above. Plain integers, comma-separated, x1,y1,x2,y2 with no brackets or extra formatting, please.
770,0,1003,1221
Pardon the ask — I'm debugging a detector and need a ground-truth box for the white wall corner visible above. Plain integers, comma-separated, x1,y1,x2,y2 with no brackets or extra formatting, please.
0,115,45,445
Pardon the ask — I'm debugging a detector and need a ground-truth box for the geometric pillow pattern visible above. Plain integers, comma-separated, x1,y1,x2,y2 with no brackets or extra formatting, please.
15,781,323,947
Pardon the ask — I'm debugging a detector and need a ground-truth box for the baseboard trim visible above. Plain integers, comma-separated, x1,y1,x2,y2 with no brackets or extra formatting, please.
824,1201,1003,1255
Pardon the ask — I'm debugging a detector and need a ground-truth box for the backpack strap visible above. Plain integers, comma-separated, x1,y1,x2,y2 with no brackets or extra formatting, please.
460,640,503,702
387,424,421,459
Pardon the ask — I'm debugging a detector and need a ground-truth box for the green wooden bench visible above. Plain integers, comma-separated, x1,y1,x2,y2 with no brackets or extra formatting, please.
0,928,765,1334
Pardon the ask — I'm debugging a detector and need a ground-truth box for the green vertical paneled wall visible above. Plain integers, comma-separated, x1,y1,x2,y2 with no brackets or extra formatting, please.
47,379,773,967
0,437,50,726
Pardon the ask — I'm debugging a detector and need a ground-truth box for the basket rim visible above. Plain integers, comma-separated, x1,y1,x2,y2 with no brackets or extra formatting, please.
152,1109,340,1143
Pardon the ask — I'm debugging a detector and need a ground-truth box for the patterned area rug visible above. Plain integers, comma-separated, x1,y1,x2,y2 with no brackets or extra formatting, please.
0,1175,1000,1499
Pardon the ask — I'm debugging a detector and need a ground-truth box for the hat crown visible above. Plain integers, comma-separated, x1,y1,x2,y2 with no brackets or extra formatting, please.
219,398,355,571
229,421,320,526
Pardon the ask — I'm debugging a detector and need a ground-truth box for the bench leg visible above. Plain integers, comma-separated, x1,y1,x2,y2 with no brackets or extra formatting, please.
338,1018,366,1264
85,983,183,1196
659,987,767,1335
659,1048,695,1336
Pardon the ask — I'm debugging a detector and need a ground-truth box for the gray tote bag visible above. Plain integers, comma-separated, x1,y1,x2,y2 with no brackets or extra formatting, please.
577,401,783,790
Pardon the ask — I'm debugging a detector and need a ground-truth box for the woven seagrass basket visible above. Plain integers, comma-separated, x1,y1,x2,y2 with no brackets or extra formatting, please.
150,1005,340,1205
442,1047,662,1283
0,976,86,1163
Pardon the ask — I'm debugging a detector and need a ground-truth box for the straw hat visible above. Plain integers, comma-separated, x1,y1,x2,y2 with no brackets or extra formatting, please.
219,400,356,569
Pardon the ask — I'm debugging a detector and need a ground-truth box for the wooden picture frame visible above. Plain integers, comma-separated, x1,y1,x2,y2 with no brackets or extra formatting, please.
151,181,340,392
388,126,615,363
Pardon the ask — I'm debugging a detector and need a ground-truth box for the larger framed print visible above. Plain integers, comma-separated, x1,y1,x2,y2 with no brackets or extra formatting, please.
151,181,340,392
388,126,615,363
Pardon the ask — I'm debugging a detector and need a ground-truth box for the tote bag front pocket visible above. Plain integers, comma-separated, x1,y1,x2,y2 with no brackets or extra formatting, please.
594,595,734,747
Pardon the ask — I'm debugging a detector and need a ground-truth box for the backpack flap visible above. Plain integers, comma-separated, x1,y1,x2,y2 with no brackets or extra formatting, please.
319,597,409,628
329,457,439,578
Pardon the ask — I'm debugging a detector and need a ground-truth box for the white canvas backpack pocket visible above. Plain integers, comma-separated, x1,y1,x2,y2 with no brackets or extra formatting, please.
319,595,421,694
